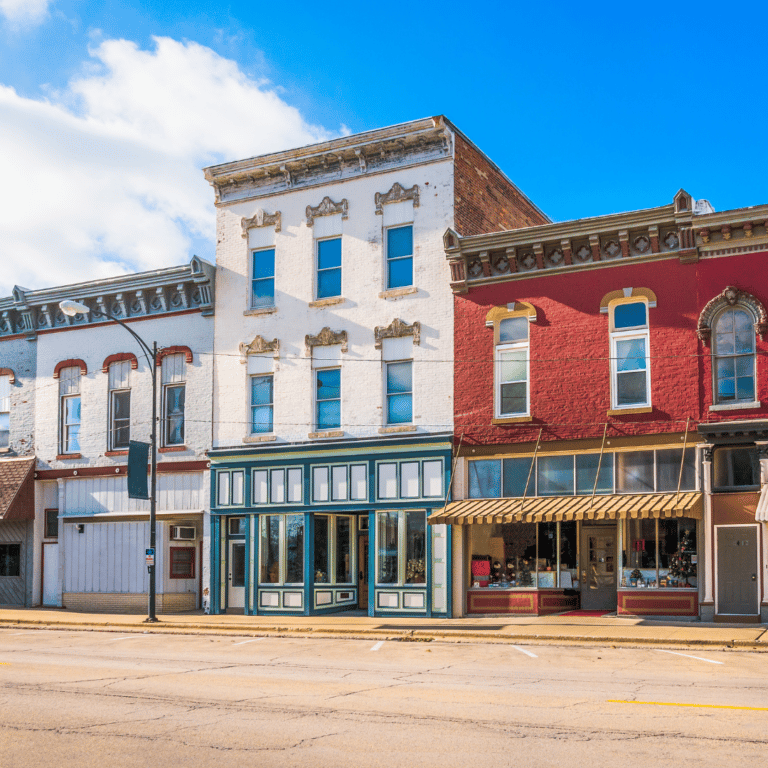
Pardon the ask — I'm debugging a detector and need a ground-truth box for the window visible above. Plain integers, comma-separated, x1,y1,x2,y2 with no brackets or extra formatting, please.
713,446,760,490
376,460,444,500
386,225,413,289
713,308,756,403
314,514,354,584
259,514,304,585
169,548,195,579
162,354,185,446
59,367,81,454
610,301,650,409
622,518,697,587
251,247,275,309
0,374,9,449
386,361,412,424
45,509,58,539
217,470,244,506
312,463,367,502
316,368,340,430
376,511,426,586
228,517,246,536
316,237,342,299
252,466,302,505
108,360,131,450
496,316,529,417
0,544,20,577
250,374,273,434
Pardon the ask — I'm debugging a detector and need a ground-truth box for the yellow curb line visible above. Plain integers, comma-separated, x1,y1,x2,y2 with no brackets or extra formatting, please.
609,699,768,711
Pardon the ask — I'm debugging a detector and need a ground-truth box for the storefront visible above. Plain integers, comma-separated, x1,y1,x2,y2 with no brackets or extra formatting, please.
209,435,452,617
438,444,703,617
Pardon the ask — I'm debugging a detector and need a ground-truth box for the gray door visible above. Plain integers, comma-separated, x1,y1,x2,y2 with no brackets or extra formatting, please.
717,526,758,615
580,525,617,610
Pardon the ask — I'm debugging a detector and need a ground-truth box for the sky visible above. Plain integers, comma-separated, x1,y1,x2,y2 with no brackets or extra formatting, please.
1,0,766,295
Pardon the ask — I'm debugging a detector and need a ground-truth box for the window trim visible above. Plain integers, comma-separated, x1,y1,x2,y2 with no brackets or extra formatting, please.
608,298,651,411
385,359,413,425
169,546,195,579
258,513,305,586
251,465,303,506
108,388,131,451
0,542,21,578
250,246,276,310
315,366,341,431
375,458,445,501
311,462,368,504
162,382,186,446
216,470,245,508
44,509,59,539
374,509,427,587
60,395,81,455
250,373,274,435
313,513,356,586
315,235,343,301
711,305,757,406
385,224,414,290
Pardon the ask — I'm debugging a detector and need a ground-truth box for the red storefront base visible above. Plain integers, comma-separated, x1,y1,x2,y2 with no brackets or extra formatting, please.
617,589,699,616
467,589,580,615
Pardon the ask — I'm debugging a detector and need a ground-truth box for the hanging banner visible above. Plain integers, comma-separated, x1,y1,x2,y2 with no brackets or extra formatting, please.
127,440,150,499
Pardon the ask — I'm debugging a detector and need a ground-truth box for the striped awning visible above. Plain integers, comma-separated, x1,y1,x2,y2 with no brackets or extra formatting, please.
428,491,703,525
755,486,768,522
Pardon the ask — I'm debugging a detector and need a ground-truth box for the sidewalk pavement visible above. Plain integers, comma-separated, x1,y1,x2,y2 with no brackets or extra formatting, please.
1,607,767,650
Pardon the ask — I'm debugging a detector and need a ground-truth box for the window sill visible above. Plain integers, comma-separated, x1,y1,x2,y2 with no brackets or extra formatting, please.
309,296,346,309
607,406,653,415
243,306,277,317
492,416,533,424
379,286,418,300
243,434,277,443
104,450,128,457
308,430,345,440
159,446,187,453
709,400,761,412
379,425,417,434
56,453,82,460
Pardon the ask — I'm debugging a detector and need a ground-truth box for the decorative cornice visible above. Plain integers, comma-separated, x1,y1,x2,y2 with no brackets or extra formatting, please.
0,368,15,384
101,353,139,374
239,335,280,362
156,346,193,366
375,182,420,215
53,359,87,379
241,209,281,237
374,318,421,349
306,196,348,227
305,327,348,355
697,286,768,343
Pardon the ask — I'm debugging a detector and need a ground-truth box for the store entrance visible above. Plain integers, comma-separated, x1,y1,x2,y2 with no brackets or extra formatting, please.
358,533,369,609
580,524,617,610
228,540,245,611
717,526,758,616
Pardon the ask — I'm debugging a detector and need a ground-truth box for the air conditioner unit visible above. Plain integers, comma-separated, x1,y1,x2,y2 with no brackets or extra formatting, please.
171,526,196,541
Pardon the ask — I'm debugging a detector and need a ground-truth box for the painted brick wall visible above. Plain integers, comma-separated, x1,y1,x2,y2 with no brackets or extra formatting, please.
0,337,36,456
454,250,768,447
453,133,548,237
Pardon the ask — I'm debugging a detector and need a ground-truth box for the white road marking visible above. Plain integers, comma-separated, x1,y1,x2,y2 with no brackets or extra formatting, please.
233,638,263,646
370,641,384,651
107,635,149,641
8,632,42,636
511,645,538,658
655,649,724,665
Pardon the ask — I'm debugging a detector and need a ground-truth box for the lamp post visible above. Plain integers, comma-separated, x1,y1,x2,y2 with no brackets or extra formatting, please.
59,300,159,623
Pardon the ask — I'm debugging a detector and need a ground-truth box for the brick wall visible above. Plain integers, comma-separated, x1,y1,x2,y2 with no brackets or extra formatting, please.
454,250,768,447
63,591,196,614
453,133,548,237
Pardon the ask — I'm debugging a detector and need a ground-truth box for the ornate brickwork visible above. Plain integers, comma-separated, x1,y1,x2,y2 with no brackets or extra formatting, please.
241,209,281,237
239,335,279,362
306,197,348,226
374,182,420,215
373,318,421,349
305,327,348,355
697,286,768,343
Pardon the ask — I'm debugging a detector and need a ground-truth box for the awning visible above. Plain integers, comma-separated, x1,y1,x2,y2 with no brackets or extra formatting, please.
756,486,768,522
428,491,703,525
0,458,36,521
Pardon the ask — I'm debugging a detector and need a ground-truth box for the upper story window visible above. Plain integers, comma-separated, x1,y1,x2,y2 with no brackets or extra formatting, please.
217,470,244,507
713,446,760,491
315,367,341,431
386,225,413,289
108,360,131,450
161,353,185,446
713,308,756,404
497,316,529,418
609,300,651,409
316,237,342,299
59,367,81,454
386,360,412,424
0,373,10,449
251,248,275,309
251,374,274,434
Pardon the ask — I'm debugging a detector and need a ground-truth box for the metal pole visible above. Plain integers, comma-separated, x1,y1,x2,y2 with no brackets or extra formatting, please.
147,341,158,622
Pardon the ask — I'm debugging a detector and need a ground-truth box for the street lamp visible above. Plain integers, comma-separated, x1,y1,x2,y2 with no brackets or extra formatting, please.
59,299,159,622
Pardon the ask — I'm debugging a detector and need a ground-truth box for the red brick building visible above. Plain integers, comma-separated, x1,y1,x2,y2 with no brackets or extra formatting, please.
435,190,768,621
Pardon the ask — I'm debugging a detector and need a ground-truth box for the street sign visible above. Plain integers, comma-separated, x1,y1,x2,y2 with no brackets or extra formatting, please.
145,548,155,567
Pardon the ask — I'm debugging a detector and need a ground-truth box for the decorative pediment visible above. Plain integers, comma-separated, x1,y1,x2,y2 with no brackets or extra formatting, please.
306,197,348,227
241,209,281,237
305,327,348,355
374,182,420,215
374,318,421,349
697,286,768,343
239,335,280,362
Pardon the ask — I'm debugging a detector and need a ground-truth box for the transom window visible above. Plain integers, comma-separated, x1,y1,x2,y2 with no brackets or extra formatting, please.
312,463,368,502
377,459,443,500
713,308,756,403
217,470,244,507
610,300,650,409
496,315,529,418
252,466,303,505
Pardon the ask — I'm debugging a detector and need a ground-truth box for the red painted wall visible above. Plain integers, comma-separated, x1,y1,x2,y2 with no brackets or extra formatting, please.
454,251,768,446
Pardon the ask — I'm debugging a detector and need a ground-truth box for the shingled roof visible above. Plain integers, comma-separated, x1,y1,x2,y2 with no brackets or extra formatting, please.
0,458,35,521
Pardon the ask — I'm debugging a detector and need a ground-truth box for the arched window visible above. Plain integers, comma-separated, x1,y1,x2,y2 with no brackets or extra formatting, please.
713,307,756,404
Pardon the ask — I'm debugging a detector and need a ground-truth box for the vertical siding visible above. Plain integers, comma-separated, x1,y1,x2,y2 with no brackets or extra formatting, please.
0,520,29,605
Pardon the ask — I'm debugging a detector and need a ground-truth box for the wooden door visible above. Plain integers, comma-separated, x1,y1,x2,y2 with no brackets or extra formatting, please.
717,526,758,615
357,533,368,610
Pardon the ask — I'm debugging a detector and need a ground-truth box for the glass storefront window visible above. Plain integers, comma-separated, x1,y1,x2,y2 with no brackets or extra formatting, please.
575,453,613,494
377,511,398,584
627,518,657,569
336,517,352,584
560,521,578,587
656,448,695,492
285,515,304,583
621,517,697,588
713,447,760,490
259,514,304,585
314,515,329,583
537,456,573,496
616,451,654,493
469,459,501,498
503,457,535,497
405,511,426,584
260,515,280,584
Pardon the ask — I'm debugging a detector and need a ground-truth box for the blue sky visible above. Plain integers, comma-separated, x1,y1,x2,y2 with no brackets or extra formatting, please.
1,0,766,293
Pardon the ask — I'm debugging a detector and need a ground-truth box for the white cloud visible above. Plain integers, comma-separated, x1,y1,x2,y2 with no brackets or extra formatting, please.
0,0,51,25
0,36,333,294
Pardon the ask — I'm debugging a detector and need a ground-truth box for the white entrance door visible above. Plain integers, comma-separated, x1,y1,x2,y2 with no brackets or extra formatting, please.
228,541,246,609
43,543,59,606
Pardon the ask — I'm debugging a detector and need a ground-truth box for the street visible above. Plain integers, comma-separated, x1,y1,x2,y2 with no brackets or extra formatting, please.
0,629,766,767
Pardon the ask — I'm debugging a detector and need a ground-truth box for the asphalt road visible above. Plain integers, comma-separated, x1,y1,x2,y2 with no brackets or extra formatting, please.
0,628,766,767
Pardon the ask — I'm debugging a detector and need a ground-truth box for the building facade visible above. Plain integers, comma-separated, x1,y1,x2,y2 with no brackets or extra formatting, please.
0,258,216,613
204,117,547,616
441,190,768,621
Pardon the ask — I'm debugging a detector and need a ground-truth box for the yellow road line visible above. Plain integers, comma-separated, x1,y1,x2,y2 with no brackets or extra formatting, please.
609,699,768,712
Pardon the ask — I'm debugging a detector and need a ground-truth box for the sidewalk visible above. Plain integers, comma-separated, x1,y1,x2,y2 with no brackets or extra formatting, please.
1,607,767,650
